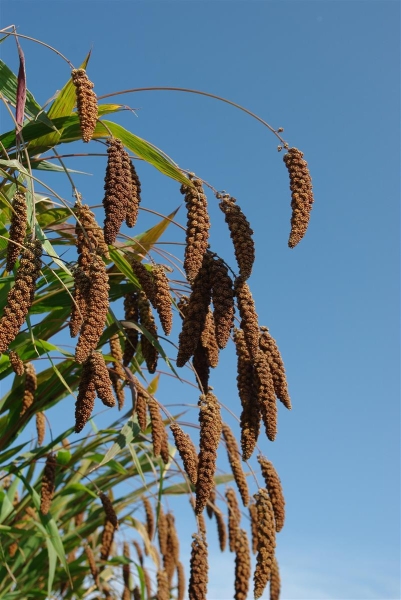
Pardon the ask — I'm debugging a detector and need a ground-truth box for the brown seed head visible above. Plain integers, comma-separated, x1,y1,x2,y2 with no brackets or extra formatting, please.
233,328,260,460
253,488,276,599
193,342,211,393
226,487,241,552
103,138,133,244
71,68,98,142
89,352,116,408
133,540,144,566
40,453,56,515
222,424,249,506
85,545,99,587
122,541,130,586
131,375,148,431
257,455,285,532
254,351,277,442
170,422,198,485
283,147,314,248
133,586,141,600
75,255,109,363
152,265,173,336
36,412,45,446
206,487,216,519
100,518,115,561
181,177,210,283
99,493,119,530
147,397,169,462
260,326,291,409
9,350,24,376
126,161,142,228
69,266,91,338
158,505,168,556
75,359,96,433
200,308,219,368
123,292,139,366
6,191,27,271
177,255,213,367
219,196,255,279
74,203,109,261
195,391,222,514
143,497,154,540
109,333,125,409
129,259,156,305
190,497,207,537
234,529,251,600
177,561,186,600
234,277,260,360
0,239,42,353
213,507,227,552
164,513,180,585
248,501,258,554
210,257,235,348
21,361,37,415
156,569,169,600
138,290,159,374
188,533,208,600
269,556,281,600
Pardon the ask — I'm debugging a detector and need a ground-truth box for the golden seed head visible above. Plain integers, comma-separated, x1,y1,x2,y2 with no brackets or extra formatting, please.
100,518,115,561
226,487,241,552
152,265,173,336
177,561,186,600
89,352,116,408
222,424,249,506
213,507,227,552
85,545,99,586
74,203,109,260
158,505,168,556
99,492,119,530
75,359,96,433
147,397,169,462
259,326,291,409
21,361,37,416
219,196,255,279
156,569,169,600
170,422,199,485
248,501,258,554
36,412,45,446
6,191,27,272
234,529,251,600
269,556,281,600
109,333,125,410
9,350,24,376
257,455,285,532
200,308,219,368
126,160,142,228
234,277,260,360
123,292,139,366
283,147,314,248
69,266,91,338
138,290,159,374
71,68,98,143
253,488,276,599
143,496,155,540
210,257,235,349
254,351,277,442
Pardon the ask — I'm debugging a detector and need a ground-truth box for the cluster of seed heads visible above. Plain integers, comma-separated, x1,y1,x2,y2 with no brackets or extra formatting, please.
9,350,24,376
71,68,98,142
283,147,314,248
74,352,115,432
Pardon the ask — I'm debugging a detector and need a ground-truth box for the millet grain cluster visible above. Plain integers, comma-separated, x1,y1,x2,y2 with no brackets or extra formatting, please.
6,191,27,272
283,147,314,248
71,68,98,143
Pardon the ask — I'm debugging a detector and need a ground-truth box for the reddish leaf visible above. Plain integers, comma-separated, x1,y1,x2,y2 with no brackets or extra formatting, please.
15,36,26,141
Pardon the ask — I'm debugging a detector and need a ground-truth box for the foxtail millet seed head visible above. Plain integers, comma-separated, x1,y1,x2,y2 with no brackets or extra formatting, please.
0,239,42,354
123,292,139,366
170,422,198,485
234,528,251,600
200,308,219,368
129,259,156,305
100,518,115,561
248,501,258,554
158,505,168,556
233,328,260,460
69,266,91,338
9,350,24,376
190,497,207,538
40,453,57,515
254,351,277,442
283,147,314,248
74,203,109,261
122,541,130,587
84,545,99,587
269,556,281,600
132,377,148,431
71,68,98,143
188,533,208,600
89,352,116,408
75,359,96,433
210,257,235,349
6,191,27,272
164,513,180,585
181,177,211,283
177,561,186,600
147,397,169,460
143,497,154,541
103,138,133,244
193,342,211,393
138,290,159,374
257,455,285,533
213,506,227,552
206,487,216,519
195,391,222,515
253,488,276,599
234,277,260,360
222,424,250,507
133,540,144,566
21,361,37,415
259,326,291,410
176,254,213,367
226,487,241,553
152,265,173,336
109,333,125,409
125,161,142,228
218,195,255,280
99,492,119,530
75,254,109,363
36,412,45,446
156,569,169,600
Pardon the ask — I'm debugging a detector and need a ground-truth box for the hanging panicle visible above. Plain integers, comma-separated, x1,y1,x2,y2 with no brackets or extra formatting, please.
218,195,255,280
103,138,133,244
152,265,173,336
6,190,27,272
75,359,96,433
257,455,285,532
234,529,251,600
210,256,235,348
123,292,139,366
181,177,210,283
170,422,198,485
259,326,291,410
138,290,159,374
9,350,24,376
253,489,276,599
20,361,36,415
40,454,57,515
126,161,142,228
283,147,314,248
71,68,98,143
222,424,249,506
226,487,241,553
188,534,208,600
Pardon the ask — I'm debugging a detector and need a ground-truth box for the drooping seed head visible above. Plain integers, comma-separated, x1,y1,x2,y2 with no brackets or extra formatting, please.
259,326,291,409
234,529,251,600
40,454,57,515
222,424,249,506
181,177,210,283
283,147,314,248
6,191,27,272
219,195,255,280
188,533,208,600
71,68,98,143
103,138,133,244
170,422,198,485
257,455,285,532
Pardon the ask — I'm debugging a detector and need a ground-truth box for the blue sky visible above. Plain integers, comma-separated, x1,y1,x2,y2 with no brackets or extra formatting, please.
0,1,399,599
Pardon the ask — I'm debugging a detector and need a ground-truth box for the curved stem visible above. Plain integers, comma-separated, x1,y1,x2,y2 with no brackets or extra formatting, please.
98,87,288,145
0,27,74,68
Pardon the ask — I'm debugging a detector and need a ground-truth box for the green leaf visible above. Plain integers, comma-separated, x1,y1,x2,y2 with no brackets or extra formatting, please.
94,417,140,470
34,223,72,275
45,537,57,599
0,60,43,118
124,206,180,256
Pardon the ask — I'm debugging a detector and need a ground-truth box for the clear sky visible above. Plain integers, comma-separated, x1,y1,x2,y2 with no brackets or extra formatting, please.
0,1,399,599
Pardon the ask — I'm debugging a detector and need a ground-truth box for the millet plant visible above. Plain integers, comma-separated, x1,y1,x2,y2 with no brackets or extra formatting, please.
0,25,314,600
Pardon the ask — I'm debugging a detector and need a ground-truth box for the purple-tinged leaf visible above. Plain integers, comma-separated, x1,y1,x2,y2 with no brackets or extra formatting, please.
15,36,26,141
